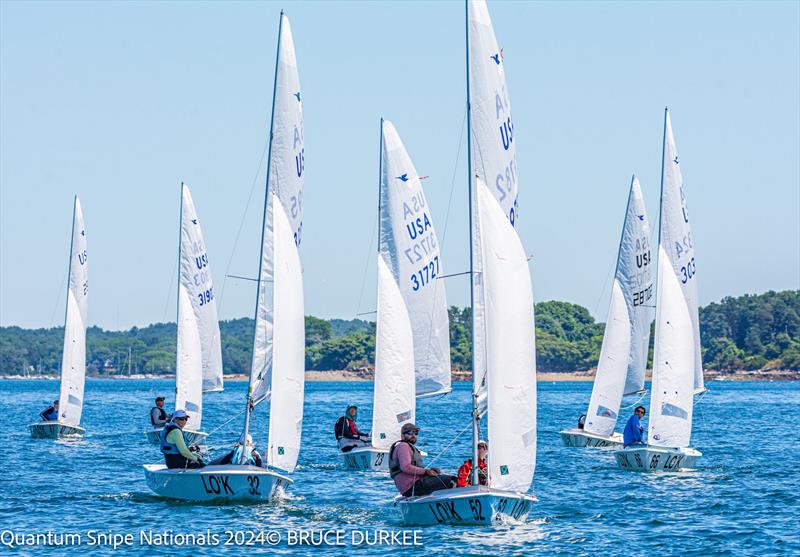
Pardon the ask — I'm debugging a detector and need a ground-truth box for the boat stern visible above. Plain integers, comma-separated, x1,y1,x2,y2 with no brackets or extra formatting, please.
395,486,536,526
560,428,623,448
614,445,702,472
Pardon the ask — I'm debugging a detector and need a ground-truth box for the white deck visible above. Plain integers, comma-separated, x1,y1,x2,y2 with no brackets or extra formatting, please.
30,422,85,439
614,445,702,472
560,428,623,448
143,464,292,502
395,485,536,526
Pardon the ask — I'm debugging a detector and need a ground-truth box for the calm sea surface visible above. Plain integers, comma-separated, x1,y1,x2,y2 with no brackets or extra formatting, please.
0,379,797,556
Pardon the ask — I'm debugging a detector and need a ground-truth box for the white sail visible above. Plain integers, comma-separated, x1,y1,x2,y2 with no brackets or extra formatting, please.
371,255,416,450
265,195,305,472
179,184,224,394
174,185,223,430
661,112,703,392
585,177,653,436
58,196,88,427
380,120,451,397
468,0,518,409
477,179,536,493
648,247,695,448
250,13,305,404
175,284,204,431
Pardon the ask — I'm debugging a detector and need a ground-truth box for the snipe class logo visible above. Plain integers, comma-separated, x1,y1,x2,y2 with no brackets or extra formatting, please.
293,91,301,102
490,49,504,65
396,174,409,182
637,215,645,221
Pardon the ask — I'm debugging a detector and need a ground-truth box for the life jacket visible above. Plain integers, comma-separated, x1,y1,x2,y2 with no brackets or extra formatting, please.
159,422,184,455
41,406,58,421
334,416,360,440
388,441,424,479
151,406,167,426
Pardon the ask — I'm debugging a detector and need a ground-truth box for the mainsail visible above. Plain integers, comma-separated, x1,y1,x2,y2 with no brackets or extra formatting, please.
585,177,653,437
242,12,305,473
468,0,536,493
58,196,88,427
379,120,451,397
468,0,519,412
648,109,701,448
175,184,224,432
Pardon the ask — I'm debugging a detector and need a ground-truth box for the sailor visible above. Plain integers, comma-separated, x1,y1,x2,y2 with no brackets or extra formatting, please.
210,434,263,467
160,409,205,469
456,440,488,487
334,404,370,452
389,423,457,497
623,406,646,447
39,400,59,421
150,396,170,428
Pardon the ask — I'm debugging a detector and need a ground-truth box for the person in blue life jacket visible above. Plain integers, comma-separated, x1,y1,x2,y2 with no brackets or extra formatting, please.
160,409,205,469
39,400,59,421
150,396,170,428
623,406,647,447
209,434,263,467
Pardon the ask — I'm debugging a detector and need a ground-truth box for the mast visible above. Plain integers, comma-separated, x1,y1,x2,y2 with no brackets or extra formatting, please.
175,183,184,399
465,0,480,488
650,107,669,416
378,118,384,252
59,196,78,390
241,10,285,453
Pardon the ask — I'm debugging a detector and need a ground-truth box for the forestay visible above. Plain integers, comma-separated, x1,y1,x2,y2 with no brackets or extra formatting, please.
371,255,416,450
58,197,88,427
585,177,653,437
379,120,450,397
477,179,536,493
468,0,519,411
250,13,305,405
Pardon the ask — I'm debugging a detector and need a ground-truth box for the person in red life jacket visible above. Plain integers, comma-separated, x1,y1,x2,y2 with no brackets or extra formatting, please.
457,439,488,487
334,404,370,452
389,423,457,497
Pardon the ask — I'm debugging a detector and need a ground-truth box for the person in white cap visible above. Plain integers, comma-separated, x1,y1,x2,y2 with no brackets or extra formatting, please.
159,409,205,469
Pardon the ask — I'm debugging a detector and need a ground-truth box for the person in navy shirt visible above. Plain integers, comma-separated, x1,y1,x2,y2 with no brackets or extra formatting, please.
39,400,59,421
623,406,646,447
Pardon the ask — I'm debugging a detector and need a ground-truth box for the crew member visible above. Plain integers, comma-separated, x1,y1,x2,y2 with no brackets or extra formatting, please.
389,423,457,497
160,410,205,469
623,406,646,447
210,434,263,467
150,396,170,428
456,440,488,487
39,400,59,421
334,404,370,451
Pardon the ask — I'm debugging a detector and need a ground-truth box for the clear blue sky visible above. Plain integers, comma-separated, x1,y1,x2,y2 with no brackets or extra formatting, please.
1,1,798,330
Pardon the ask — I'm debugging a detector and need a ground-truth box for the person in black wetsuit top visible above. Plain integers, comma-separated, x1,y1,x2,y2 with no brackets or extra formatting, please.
334,404,370,452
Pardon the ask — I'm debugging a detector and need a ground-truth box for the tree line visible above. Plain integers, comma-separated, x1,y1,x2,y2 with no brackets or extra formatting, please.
1,290,797,375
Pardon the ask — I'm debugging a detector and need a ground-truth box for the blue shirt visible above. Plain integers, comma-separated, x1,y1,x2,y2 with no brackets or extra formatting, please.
623,414,644,446
40,406,58,421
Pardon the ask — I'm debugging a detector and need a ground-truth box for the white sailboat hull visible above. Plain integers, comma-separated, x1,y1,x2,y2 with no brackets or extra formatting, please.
30,422,85,439
395,486,536,526
143,464,292,502
144,428,208,446
341,447,389,471
560,428,623,448
614,445,701,472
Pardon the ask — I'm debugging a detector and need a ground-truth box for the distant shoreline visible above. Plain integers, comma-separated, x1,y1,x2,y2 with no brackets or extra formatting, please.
2,369,798,381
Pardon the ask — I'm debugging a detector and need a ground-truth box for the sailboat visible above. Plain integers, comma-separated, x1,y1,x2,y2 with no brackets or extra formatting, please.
144,10,304,500
396,0,537,525
560,176,653,448
30,196,88,439
144,183,224,446
614,109,703,472
341,119,451,472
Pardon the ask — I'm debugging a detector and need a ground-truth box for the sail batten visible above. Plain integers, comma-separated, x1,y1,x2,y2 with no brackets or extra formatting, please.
58,197,88,427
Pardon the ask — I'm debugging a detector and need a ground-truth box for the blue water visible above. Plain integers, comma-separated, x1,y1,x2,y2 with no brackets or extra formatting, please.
0,379,797,555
